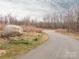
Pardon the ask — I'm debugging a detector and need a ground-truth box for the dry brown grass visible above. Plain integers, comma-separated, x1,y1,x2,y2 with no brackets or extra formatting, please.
55,29,79,40
0,24,43,44
0,32,48,59
22,25,42,33
0,23,5,31
0,24,48,59
41,33,48,42
55,29,67,33
0,23,42,33
9,32,40,41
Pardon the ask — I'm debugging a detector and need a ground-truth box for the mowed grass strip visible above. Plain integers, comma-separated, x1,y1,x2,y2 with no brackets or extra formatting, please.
0,32,48,59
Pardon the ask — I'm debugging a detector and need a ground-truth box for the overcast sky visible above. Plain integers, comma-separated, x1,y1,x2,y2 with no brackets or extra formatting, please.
0,0,78,19
0,0,55,19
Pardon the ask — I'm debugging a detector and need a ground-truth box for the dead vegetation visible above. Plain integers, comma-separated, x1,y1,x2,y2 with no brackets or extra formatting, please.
22,25,42,33
0,24,48,59
55,29,79,40
0,32,48,59
0,24,43,41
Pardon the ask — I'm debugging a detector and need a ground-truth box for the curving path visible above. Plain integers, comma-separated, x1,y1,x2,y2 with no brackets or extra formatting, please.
17,30,79,59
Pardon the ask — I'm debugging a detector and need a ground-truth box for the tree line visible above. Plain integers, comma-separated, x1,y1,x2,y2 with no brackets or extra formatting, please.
0,6,79,32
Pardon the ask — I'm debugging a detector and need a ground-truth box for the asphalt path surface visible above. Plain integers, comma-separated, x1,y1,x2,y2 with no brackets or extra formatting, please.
17,30,79,59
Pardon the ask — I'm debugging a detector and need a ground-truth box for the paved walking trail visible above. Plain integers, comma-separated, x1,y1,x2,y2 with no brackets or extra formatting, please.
17,30,79,59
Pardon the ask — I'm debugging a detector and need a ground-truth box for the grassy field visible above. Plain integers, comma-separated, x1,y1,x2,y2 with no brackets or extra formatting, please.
62,31,79,40
0,32,48,59
55,29,79,40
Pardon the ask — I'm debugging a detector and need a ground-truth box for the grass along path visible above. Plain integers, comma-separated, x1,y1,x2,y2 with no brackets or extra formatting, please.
55,29,79,40
0,32,48,59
